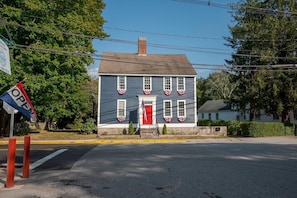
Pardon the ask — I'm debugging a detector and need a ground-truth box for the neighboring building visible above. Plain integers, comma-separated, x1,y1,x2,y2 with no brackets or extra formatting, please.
97,37,197,135
198,99,280,122
198,99,241,121
290,109,297,124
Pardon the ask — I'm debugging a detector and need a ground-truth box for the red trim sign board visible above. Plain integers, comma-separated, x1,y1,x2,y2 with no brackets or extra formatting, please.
0,38,11,75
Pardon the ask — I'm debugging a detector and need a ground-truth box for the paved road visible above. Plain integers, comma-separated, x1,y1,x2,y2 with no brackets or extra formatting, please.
0,137,297,198
0,144,96,170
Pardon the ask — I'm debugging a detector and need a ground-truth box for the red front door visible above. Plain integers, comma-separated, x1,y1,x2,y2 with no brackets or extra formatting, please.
143,105,152,124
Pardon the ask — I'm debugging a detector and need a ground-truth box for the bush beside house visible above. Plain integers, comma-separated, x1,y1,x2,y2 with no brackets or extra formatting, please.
198,119,294,137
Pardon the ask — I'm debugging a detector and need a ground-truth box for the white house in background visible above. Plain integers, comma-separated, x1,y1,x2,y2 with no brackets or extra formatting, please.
290,110,297,124
198,99,280,122
198,99,241,121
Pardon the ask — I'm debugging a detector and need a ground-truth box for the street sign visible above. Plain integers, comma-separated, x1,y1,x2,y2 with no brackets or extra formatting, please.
0,38,11,75
3,101,18,114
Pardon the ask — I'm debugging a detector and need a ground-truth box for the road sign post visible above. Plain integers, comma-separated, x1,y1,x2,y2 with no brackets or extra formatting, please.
6,138,16,188
22,136,31,178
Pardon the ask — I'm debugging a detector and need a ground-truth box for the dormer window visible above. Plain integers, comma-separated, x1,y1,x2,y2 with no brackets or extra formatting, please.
177,77,185,95
117,76,126,95
143,76,152,95
163,77,172,96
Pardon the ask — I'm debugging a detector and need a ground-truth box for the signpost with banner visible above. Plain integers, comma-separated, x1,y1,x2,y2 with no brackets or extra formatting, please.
0,38,11,75
3,101,18,137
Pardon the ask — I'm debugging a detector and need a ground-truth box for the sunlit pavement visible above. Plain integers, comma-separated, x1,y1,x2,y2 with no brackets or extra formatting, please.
0,136,296,198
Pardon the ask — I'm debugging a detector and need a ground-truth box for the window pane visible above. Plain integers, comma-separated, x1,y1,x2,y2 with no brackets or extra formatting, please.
164,77,171,90
164,101,171,117
119,76,125,89
118,100,125,116
177,77,185,90
178,101,185,117
144,77,151,90
118,109,124,116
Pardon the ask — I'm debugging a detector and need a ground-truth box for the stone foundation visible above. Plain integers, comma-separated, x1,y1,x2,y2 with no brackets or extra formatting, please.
98,126,227,136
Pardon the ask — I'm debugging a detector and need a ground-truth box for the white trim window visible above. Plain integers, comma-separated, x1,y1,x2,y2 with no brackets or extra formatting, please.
163,77,172,96
177,77,185,95
163,100,172,122
117,99,126,122
117,76,127,95
143,76,152,95
177,100,186,122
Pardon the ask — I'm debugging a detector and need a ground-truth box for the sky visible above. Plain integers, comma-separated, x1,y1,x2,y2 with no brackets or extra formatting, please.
88,0,236,78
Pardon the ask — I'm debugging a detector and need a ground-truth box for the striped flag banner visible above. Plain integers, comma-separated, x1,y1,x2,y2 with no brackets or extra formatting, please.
0,81,37,122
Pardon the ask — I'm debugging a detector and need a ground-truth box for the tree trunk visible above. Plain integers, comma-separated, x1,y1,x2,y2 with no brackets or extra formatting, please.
249,108,254,121
281,110,290,123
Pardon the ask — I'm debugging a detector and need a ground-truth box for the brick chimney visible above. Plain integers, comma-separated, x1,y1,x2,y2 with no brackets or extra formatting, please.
138,37,147,56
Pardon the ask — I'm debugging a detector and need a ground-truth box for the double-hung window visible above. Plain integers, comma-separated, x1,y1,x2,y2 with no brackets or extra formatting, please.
177,77,185,95
163,77,172,95
163,100,172,122
117,76,126,95
177,100,186,122
117,99,126,122
143,76,152,94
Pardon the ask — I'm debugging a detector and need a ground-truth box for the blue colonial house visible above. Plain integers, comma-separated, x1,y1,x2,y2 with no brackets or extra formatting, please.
97,37,197,135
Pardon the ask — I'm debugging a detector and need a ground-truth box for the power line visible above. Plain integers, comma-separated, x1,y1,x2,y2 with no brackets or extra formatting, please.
173,0,297,16
0,21,234,57
1,14,296,53
3,20,297,60
104,26,223,40
11,43,297,73
172,0,230,9
1,6,297,72
2,19,296,57
0,15,14,45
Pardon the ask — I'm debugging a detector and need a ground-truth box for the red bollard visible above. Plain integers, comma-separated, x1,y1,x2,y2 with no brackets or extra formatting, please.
6,138,16,188
22,136,30,178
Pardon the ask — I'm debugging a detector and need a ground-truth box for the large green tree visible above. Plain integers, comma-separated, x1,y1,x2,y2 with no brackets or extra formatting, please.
197,71,236,108
226,0,297,122
0,0,108,128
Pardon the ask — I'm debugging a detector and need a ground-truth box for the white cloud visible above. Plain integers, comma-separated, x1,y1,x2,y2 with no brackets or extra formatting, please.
87,66,99,77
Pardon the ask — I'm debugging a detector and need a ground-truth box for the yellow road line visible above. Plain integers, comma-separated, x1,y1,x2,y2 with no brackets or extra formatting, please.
0,139,188,145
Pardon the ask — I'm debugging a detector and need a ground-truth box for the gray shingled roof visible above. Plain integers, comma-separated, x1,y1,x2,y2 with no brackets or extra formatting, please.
198,99,231,113
98,52,196,76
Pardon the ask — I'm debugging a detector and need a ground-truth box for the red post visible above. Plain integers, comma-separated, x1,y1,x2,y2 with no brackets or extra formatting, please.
22,136,30,178
6,138,16,188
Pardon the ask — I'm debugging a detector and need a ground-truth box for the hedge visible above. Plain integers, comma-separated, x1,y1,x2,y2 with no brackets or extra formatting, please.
198,119,294,137
241,122,293,137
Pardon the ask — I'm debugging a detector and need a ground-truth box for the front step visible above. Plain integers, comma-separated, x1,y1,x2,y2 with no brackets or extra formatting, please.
140,128,159,138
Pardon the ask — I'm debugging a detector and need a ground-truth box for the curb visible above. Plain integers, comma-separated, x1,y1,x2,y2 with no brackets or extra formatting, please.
0,139,188,145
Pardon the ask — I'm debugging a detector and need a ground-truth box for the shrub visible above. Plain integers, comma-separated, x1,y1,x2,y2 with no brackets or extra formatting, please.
81,118,96,134
211,119,227,126
227,120,241,135
69,118,83,130
14,121,30,136
162,123,167,135
129,121,134,135
198,119,212,126
241,122,293,137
